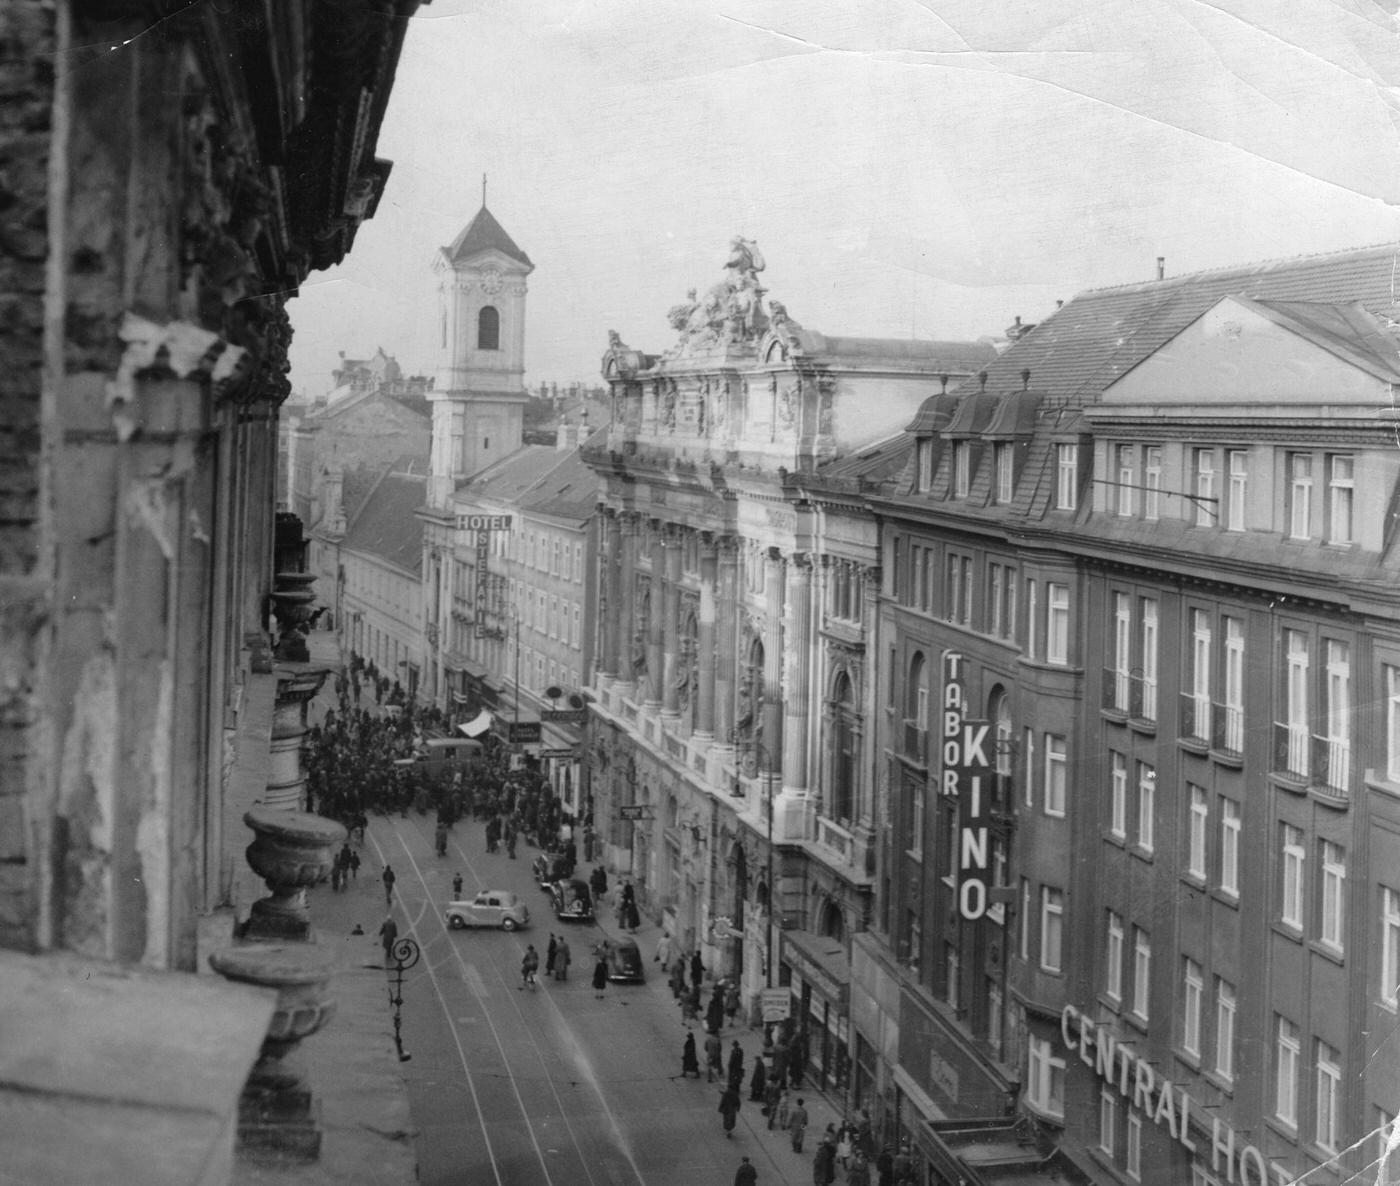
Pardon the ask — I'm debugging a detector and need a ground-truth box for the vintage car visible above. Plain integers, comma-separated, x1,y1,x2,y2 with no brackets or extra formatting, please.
444,890,530,931
531,851,574,890
603,935,645,982
548,878,594,923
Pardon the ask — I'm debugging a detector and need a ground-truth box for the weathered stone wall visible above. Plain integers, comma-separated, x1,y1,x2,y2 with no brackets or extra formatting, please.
0,0,55,952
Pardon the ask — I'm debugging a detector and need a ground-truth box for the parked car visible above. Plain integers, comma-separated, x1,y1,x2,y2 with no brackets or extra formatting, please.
444,890,529,931
603,935,645,982
532,851,574,889
549,878,594,923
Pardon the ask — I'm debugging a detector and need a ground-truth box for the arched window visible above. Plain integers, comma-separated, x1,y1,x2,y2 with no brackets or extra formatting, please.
831,671,856,823
477,305,500,350
818,899,845,941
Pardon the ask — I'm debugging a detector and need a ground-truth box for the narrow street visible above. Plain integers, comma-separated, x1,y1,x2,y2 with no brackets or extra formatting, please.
311,810,842,1186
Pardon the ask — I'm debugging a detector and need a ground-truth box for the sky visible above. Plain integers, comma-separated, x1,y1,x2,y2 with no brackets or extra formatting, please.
286,0,1400,396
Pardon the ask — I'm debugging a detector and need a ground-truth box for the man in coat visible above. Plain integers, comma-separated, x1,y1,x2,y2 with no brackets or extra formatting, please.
733,1155,758,1184
377,914,398,965
788,1096,809,1153
554,935,571,980
705,1029,724,1083
718,1082,742,1138
727,1040,745,1091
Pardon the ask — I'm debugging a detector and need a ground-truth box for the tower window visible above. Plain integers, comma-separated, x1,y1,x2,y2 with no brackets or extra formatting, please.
478,305,500,351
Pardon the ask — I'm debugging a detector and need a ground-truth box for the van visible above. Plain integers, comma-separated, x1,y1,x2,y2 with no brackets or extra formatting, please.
416,736,485,778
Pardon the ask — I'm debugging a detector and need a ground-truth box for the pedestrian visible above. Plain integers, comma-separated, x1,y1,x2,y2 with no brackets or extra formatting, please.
690,949,703,989
718,1082,742,1138
727,1040,745,1091
452,872,463,898
813,1133,837,1186
330,861,342,893
434,820,447,856
734,1154,758,1185
705,1029,724,1083
725,978,741,1023
349,849,360,879
764,1080,782,1129
776,1089,792,1132
788,1097,809,1153
836,1124,853,1168
789,1030,807,1087
377,914,398,965
554,936,571,980
890,1142,913,1185
592,952,609,999
748,1055,767,1102
382,864,396,905
655,929,673,967
505,824,516,859
545,933,558,976
845,1153,871,1186
520,944,539,990
770,1041,789,1087
681,1031,701,1078
683,981,702,1027
707,986,726,1034
874,1146,894,1186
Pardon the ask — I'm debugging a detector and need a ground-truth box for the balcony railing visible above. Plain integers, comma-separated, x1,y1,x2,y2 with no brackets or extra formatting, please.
1180,692,1211,743
1136,675,1156,722
815,816,852,860
1273,721,1310,780
1313,734,1350,799
1211,701,1244,756
1102,666,1130,714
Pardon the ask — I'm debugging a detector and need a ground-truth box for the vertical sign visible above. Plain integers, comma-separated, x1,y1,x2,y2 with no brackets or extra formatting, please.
941,652,993,920
460,514,512,639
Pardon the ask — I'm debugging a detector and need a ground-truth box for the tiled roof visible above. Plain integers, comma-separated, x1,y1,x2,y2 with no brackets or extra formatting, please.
443,205,532,268
519,448,602,524
458,445,568,504
789,331,997,372
986,243,1400,405
344,470,426,574
817,432,916,488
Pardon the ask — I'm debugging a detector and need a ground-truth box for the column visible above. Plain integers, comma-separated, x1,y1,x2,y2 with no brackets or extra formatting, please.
661,526,683,719
600,510,623,683
781,554,811,792
714,536,739,745
695,534,718,739
615,514,638,698
762,548,785,776
645,520,665,709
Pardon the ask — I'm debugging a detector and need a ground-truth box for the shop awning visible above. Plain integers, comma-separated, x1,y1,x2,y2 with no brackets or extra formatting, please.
458,710,493,738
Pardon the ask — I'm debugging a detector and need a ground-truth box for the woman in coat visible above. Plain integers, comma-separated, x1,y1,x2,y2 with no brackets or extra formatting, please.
554,936,571,980
718,1083,742,1137
592,953,609,999
681,1031,701,1078
748,1055,767,1102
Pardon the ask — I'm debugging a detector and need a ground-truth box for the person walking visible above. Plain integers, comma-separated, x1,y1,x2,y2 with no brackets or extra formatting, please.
554,935,571,981
748,1055,767,1102
764,1080,783,1130
681,1031,701,1078
381,864,396,906
734,1155,758,1185
591,951,609,999
682,981,702,1027
788,1097,809,1153
705,1029,724,1083
545,933,558,977
655,929,673,968
706,985,726,1034
349,849,360,879
813,1133,837,1186
377,914,398,965
845,1153,871,1186
452,872,463,898
718,1082,742,1138
520,944,539,990
727,1040,745,1092
690,949,704,990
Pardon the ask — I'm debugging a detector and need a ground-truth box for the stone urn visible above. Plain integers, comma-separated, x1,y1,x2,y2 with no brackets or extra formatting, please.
242,807,346,941
208,942,339,1161
271,571,317,661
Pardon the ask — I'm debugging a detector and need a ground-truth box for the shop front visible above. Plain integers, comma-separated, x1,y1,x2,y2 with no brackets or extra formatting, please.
781,930,851,1097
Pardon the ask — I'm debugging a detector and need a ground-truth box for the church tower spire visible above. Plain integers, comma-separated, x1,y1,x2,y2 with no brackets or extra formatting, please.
427,200,534,509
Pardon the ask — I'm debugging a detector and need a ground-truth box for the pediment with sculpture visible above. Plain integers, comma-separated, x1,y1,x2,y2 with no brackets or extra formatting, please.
663,237,806,360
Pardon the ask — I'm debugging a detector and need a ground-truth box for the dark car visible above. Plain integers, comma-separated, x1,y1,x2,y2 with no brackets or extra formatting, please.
532,851,574,890
549,878,594,922
603,935,645,982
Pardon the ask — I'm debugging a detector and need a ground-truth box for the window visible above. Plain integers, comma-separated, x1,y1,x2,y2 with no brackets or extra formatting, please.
917,439,934,491
1023,729,1036,809
1144,447,1162,520
1289,453,1313,539
1127,1112,1142,1181
1220,799,1241,897
1189,609,1211,740
1315,1040,1340,1152
1320,841,1345,951
477,305,500,351
1275,1017,1300,1127
1100,1088,1117,1155
1140,598,1159,720
1188,785,1208,880
995,443,1014,504
1383,887,1400,1009
1025,579,1038,659
1281,824,1305,930
1132,928,1151,1020
1194,448,1216,527
1284,630,1310,777
953,442,971,498
1040,887,1064,972
1055,444,1077,510
1215,979,1236,1082
1387,666,1400,782
1046,583,1069,664
1328,455,1353,544
1111,593,1131,711
1019,878,1031,961
1110,751,1127,839
1227,450,1247,531
1106,911,1124,1002
1116,445,1134,516
1222,617,1244,753
1026,1036,1065,1118
989,563,1016,639
1183,958,1203,1057
1044,735,1066,817
1136,762,1155,853
1323,640,1351,793
945,944,960,1010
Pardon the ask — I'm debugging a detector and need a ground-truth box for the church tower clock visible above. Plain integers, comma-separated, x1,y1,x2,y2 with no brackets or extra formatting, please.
427,200,533,509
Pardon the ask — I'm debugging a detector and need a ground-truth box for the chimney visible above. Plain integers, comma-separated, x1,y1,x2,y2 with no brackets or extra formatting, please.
1156,257,1165,281
978,371,988,392
1020,369,1031,391
1055,299,1064,309
939,374,949,395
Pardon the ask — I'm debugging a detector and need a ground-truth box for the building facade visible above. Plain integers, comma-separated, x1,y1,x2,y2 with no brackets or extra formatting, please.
583,240,996,1052
862,246,1400,1186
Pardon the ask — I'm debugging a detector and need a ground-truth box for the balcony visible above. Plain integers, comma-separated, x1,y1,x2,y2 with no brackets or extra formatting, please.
1135,674,1156,722
1179,692,1211,745
815,815,852,860
1272,721,1310,782
1211,701,1244,758
1102,666,1130,715
1312,733,1350,802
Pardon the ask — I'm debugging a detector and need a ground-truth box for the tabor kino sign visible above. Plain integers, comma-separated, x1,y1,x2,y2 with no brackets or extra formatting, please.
940,652,993,921
1062,1004,1292,1185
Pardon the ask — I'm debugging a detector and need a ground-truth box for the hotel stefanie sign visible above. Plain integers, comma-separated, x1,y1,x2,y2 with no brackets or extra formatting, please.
940,652,993,921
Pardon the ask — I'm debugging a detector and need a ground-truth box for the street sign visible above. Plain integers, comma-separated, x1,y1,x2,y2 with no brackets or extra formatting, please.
541,709,589,724
618,805,653,821
761,988,790,1023
538,747,577,759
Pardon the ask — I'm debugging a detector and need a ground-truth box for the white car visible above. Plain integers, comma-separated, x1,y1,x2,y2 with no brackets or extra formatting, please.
445,890,530,931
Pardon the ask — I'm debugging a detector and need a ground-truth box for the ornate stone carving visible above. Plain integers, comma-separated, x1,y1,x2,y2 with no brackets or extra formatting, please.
241,808,346,941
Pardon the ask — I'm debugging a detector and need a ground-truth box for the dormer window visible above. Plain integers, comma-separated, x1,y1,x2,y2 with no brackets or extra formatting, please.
917,439,934,492
952,442,971,498
478,305,500,351
1054,443,1077,510
995,443,1014,504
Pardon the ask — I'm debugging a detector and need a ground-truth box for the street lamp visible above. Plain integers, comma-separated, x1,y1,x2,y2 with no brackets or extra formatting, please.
386,936,421,1063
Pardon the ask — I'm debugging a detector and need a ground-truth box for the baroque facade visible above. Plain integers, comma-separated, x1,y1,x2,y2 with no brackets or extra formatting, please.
864,244,1400,1185
582,240,996,1084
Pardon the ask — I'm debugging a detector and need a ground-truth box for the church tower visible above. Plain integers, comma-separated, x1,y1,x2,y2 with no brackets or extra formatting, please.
427,199,533,509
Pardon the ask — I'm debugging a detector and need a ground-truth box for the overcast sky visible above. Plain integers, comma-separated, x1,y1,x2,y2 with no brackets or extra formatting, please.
286,0,1400,395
